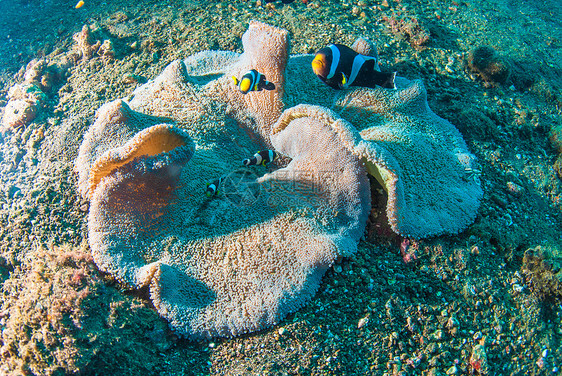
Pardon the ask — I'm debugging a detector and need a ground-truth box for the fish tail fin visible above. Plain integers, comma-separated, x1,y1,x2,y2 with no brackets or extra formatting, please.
374,71,397,89
388,72,397,89
232,76,239,85
264,81,276,91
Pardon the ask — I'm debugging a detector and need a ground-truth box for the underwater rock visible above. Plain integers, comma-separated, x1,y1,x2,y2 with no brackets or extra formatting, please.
23,58,69,93
1,98,38,129
466,46,511,87
1,57,71,130
1,83,46,129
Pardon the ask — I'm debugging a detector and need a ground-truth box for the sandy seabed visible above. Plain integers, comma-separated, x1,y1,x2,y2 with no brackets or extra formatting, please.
0,0,561,374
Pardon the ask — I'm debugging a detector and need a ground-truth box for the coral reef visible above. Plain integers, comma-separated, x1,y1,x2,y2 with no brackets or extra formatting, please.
76,21,480,339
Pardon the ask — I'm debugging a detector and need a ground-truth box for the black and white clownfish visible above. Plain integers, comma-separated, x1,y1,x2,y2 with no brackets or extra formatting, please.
265,0,295,3
243,150,278,167
205,177,222,197
311,44,396,90
232,69,276,94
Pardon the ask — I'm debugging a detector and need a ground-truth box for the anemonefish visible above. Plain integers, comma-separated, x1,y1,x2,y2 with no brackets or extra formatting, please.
75,0,85,8
311,44,396,90
243,150,278,167
265,0,295,3
205,177,222,197
232,70,276,94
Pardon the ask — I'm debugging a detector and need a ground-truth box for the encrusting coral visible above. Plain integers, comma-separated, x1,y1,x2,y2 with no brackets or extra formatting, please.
76,21,481,339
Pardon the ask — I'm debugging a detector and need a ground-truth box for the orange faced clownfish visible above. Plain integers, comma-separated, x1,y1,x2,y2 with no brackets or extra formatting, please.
232,70,276,94
311,44,396,90
243,150,278,167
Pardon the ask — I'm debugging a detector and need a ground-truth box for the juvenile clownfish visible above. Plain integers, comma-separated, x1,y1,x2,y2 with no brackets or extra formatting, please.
75,0,85,8
232,70,276,94
311,44,396,90
243,150,278,167
205,177,222,197
264,0,295,3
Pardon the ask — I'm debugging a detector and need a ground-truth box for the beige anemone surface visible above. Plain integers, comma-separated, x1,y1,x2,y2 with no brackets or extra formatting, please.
77,20,481,339
86,99,369,340
127,20,287,145
75,100,173,199
281,83,482,238
282,43,482,238
337,80,482,237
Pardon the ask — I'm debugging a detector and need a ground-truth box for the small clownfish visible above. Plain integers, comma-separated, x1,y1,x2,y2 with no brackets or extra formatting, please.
75,0,85,8
311,44,396,90
232,70,275,95
265,0,296,3
243,150,278,167
205,177,222,197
